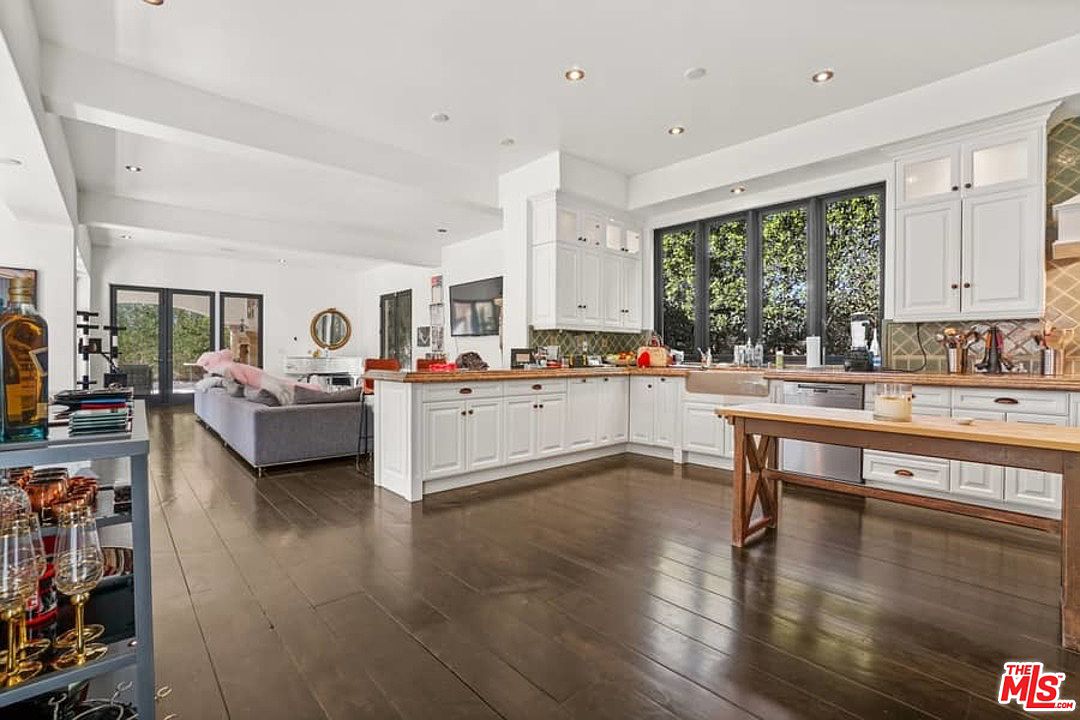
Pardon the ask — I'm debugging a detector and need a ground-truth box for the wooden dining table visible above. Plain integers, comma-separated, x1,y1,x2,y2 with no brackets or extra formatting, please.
717,402,1080,651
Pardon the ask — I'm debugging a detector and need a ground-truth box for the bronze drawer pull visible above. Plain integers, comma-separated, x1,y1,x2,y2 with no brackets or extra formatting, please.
468,409,474,415
993,397,1019,405
531,384,542,390
894,469,915,478
459,387,473,395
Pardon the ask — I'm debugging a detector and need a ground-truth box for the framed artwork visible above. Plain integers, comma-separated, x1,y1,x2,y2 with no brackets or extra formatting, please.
0,267,37,306
431,325,445,353
431,274,444,304
417,326,431,347
429,302,444,327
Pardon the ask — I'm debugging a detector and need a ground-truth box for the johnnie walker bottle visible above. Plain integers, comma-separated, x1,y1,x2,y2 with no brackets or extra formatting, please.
0,276,48,441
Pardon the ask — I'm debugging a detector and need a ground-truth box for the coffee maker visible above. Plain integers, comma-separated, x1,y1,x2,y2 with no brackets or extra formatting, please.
844,313,875,372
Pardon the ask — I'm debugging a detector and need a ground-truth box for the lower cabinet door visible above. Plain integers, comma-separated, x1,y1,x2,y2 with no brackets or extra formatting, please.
567,378,599,449
604,377,629,444
423,401,467,479
466,399,503,471
503,397,537,463
629,377,655,444
536,394,568,456
653,377,679,448
682,402,723,456
949,409,1005,501
1004,412,1064,511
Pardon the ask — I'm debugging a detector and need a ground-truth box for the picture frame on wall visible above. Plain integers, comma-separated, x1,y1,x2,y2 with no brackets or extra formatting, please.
429,302,444,327
431,274,444,304
431,325,444,353
0,267,37,306
417,326,431,347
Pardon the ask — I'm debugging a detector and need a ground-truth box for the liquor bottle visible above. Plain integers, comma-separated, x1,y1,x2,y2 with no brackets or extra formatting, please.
0,277,48,441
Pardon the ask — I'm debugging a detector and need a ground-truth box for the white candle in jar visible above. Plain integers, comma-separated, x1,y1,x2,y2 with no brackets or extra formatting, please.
873,393,912,422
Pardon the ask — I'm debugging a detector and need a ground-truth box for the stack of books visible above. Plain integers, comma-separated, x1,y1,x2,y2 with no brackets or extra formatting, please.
53,388,134,436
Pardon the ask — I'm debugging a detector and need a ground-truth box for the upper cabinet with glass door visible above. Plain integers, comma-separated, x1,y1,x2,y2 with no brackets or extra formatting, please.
895,126,1042,208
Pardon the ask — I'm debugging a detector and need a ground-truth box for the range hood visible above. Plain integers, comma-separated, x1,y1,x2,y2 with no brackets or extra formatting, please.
1052,194,1080,260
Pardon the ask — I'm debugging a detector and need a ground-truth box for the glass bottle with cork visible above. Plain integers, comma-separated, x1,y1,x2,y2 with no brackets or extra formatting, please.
0,277,49,441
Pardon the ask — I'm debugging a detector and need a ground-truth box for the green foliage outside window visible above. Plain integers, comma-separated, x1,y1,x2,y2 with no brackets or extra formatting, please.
708,219,747,355
761,208,808,354
660,229,696,352
116,303,211,382
825,194,881,356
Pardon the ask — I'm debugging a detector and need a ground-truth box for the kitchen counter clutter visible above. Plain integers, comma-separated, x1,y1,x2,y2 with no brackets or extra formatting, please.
363,366,694,382
765,367,1080,391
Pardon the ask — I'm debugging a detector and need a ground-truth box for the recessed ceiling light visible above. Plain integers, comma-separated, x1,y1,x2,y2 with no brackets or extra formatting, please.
120,233,132,240
667,126,686,136
731,186,746,195
124,164,142,173
499,137,516,147
278,258,287,265
436,228,449,234
811,69,834,84
684,67,707,81
430,112,450,123
564,67,586,82
0,157,22,166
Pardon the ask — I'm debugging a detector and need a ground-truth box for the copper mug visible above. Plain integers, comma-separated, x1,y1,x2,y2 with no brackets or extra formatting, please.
26,478,69,514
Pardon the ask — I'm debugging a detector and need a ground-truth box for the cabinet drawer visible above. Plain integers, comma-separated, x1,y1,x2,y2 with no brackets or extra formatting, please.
421,382,503,402
952,388,1067,416
503,379,568,396
864,384,951,409
863,450,950,492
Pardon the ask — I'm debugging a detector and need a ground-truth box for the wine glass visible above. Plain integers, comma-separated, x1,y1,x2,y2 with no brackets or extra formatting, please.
0,518,42,685
52,507,107,669
15,514,51,660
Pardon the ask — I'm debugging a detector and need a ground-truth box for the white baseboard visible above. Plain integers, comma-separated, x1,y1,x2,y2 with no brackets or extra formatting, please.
423,445,626,496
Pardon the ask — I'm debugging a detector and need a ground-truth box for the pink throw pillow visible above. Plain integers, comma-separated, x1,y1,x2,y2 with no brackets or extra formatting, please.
196,349,235,371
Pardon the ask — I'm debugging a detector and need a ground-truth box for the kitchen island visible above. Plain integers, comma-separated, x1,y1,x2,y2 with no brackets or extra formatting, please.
718,401,1080,650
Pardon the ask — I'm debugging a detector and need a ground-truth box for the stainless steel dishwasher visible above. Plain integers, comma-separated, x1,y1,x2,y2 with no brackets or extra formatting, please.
781,381,864,483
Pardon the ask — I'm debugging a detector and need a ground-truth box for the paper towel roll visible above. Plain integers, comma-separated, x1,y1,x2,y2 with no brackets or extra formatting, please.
805,336,822,368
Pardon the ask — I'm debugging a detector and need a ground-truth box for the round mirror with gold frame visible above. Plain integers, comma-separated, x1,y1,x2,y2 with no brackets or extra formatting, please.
310,308,352,350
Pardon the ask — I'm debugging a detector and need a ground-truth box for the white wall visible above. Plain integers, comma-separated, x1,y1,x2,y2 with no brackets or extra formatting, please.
0,207,76,391
90,244,363,374
357,230,509,369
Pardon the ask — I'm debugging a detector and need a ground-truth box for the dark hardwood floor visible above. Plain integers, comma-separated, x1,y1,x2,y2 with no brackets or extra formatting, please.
147,406,1072,719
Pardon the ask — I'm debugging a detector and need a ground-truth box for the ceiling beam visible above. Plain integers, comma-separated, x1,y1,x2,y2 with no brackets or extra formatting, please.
78,192,441,267
43,43,499,213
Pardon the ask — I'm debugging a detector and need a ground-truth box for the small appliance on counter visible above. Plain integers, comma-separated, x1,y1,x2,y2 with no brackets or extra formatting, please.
843,313,875,372
509,348,534,369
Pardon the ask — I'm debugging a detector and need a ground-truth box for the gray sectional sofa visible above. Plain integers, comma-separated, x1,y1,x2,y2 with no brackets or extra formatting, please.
194,388,371,473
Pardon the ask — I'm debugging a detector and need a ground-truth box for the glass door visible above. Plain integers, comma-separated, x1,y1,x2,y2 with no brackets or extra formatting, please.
379,290,412,368
219,293,264,367
111,285,215,403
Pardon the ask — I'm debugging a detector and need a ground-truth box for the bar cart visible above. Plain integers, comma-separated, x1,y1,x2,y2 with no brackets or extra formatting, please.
0,401,153,716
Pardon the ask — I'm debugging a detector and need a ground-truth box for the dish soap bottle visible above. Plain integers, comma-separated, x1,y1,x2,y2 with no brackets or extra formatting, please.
1,276,48,441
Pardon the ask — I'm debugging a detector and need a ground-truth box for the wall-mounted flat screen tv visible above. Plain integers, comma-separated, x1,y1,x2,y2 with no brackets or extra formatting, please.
449,276,502,337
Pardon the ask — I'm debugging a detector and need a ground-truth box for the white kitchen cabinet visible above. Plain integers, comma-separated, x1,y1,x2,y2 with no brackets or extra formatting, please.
894,200,962,320
949,408,1006,501
530,192,643,332
422,401,467,479
629,376,656,443
682,402,724,456
536,394,567,456
896,146,960,207
503,396,537,463
466,398,503,471
567,378,599,450
597,376,628,445
1004,412,1064,511
890,109,1049,322
654,377,680,448
961,127,1041,198
961,187,1042,318
579,249,603,325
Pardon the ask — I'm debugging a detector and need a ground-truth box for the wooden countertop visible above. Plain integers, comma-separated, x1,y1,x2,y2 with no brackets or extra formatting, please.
764,367,1080,392
363,366,696,383
718,402,1080,452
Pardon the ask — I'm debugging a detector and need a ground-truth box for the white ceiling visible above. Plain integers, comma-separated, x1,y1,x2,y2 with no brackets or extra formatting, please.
27,0,1080,260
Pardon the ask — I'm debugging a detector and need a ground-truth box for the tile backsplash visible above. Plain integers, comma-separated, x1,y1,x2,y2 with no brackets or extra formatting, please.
887,116,1080,374
528,328,650,357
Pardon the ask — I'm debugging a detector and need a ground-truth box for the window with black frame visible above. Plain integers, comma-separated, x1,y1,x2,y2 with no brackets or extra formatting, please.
653,184,884,363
